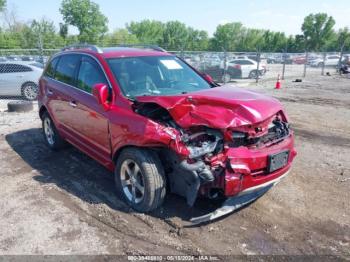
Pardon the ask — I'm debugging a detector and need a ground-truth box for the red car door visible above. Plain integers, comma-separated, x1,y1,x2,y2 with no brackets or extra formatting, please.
42,54,81,133
65,55,111,167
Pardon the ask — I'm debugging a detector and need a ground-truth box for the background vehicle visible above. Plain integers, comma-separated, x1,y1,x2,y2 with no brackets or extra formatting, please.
310,55,340,67
0,61,43,100
202,65,241,82
21,56,35,61
223,58,266,79
6,55,20,61
292,56,306,64
247,55,268,70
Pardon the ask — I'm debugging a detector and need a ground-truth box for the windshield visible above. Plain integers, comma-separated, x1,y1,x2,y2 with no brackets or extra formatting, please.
107,56,211,98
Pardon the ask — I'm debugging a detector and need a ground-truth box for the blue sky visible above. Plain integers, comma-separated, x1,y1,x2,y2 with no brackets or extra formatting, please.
4,0,350,36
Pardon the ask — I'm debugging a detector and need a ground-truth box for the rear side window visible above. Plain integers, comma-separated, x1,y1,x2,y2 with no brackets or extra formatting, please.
55,55,81,85
77,56,108,93
0,64,6,73
232,60,253,65
0,64,32,73
44,57,59,77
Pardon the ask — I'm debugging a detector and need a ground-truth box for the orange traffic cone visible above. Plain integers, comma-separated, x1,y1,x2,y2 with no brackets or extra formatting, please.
275,74,281,89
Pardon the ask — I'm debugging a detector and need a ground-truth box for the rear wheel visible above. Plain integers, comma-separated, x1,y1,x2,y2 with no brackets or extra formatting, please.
21,82,38,101
42,112,67,150
115,148,166,212
249,70,258,79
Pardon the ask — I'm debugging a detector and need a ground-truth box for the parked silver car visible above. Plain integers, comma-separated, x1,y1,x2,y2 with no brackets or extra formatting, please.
0,61,43,100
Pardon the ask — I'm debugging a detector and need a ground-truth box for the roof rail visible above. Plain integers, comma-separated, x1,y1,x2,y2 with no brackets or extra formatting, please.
61,44,103,53
116,44,167,52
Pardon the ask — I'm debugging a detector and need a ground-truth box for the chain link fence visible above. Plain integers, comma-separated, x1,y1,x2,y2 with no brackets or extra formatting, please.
0,48,349,105
171,51,349,83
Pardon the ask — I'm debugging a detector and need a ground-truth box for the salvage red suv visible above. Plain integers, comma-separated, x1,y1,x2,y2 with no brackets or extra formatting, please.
38,44,296,223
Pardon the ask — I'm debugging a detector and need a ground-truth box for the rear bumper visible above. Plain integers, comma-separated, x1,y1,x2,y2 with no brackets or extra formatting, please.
222,134,296,197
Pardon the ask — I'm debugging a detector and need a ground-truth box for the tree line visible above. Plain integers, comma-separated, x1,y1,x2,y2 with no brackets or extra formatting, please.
0,0,349,53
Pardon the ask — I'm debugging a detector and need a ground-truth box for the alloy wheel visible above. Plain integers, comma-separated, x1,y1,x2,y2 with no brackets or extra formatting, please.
23,84,38,100
120,159,145,204
44,118,54,145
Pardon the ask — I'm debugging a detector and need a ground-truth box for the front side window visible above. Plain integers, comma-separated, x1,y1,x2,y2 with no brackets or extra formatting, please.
107,56,211,98
55,55,81,85
77,56,108,93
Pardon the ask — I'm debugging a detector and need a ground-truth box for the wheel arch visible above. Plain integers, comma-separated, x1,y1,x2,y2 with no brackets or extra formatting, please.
112,145,166,172
112,145,136,164
39,105,48,120
21,81,38,89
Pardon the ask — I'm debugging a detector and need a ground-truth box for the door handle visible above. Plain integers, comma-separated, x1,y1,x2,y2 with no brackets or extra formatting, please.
69,101,77,108
47,89,53,95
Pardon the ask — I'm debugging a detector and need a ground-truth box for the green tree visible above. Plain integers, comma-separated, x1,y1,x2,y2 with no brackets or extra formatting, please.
186,27,209,51
260,31,287,52
0,0,6,12
237,28,265,51
210,22,244,51
102,28,139,46
127,20,164,45
301,13,335,51
59,23,68,39
60,0,108,43
163,21,188,50
337,27,350,51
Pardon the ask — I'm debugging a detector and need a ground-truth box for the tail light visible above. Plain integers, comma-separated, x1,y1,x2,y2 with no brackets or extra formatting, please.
233,64,241,70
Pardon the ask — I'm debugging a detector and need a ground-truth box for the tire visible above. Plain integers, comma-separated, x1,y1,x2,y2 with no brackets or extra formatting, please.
249,70,258,79
21,82,38,101
42,112,67,150
7,101,33,112
115,148,166,212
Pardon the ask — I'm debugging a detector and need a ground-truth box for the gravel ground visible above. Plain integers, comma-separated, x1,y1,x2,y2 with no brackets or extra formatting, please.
0,74,349,258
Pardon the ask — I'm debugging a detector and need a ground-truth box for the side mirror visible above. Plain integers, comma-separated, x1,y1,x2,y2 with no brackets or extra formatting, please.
92,83,110,111
202,73,214,83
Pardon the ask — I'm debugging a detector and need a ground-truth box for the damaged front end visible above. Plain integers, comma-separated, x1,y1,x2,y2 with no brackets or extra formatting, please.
133,87,297,223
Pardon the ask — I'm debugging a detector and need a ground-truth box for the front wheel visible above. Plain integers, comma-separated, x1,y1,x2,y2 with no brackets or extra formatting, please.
115,148,166,212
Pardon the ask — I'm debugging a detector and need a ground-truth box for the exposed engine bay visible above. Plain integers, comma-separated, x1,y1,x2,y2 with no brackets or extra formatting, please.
134,101,291,206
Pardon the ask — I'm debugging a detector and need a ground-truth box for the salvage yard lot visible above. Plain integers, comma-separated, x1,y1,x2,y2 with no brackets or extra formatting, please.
0,75,349,257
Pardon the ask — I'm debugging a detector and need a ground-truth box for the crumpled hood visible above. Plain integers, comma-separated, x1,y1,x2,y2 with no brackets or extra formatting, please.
136,85,284,129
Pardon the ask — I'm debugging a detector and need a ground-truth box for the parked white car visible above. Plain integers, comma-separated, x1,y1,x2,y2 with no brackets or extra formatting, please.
309,55,340,67
221,58,266,79
0,62,43,100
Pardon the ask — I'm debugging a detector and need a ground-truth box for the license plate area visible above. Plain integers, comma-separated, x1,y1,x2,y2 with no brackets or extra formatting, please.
268,150,289,173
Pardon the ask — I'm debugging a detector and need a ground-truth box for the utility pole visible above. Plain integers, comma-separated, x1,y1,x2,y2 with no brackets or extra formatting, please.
282,47,287,80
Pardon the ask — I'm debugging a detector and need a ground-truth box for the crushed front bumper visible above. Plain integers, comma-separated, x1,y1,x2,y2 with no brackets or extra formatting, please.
190,170,290,224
